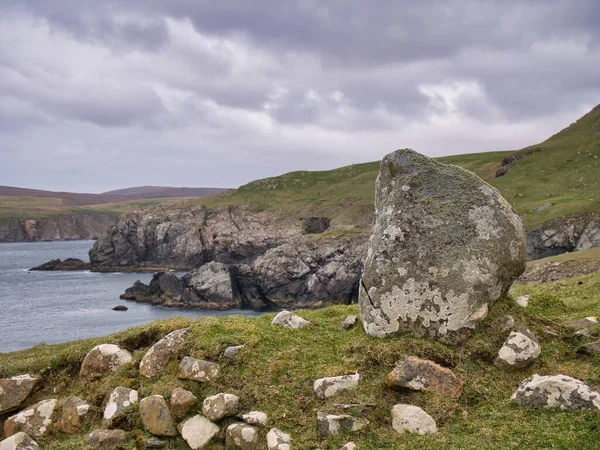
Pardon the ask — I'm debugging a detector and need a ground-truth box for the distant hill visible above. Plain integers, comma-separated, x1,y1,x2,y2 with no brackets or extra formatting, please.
102,186,227,199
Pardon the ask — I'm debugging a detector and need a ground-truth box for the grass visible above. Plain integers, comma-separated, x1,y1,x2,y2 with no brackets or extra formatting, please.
1,271,599,449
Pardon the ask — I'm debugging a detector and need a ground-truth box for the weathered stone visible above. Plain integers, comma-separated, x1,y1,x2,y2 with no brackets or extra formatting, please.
303,217,331,234
85,429,127,449
515,295,530,307
225,423,259,449
0,375,39,414
177,357,219,382
224,345,245,359
577,342,600,356
178,415,219,450
391,404,437,435
142,436,164,449
267,428,291,450
54,395,92,434
340,442,357,450
317,412,369,439
170,387,197,419
360,149,527,344
502,316,515,332
139,328,190,378
386,356,463,399
512,374,600,410
340,315,357,330
0,432,39,450
103,387,138,426
563,317,598,328
314,373,360,400
180,262,239,308
271,311,312,329
240,411,268,426
495,325,541,369
139,395,177,436
80,344,132,379
202,393,240,422
4,399,57,438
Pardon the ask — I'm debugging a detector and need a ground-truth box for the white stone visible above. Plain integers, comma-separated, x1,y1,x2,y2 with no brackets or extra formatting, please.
178,415,219,449
0,432,40,450
512,374,600,410
340,442,358,450
515,295,530,307
266,428,291,450
313,373,360,399
226,423,259,449
103,387,138,422
202,393,240,422
271,310,312,329
495,327,541,369
240,411,268,426
391,404,437,435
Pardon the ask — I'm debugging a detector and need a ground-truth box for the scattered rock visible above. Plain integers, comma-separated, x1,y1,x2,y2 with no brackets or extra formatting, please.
178,357,219,382
239,411,268,426
562,317,598,328
80,344,132,380
494,325,541,369
224,345,245,359
502,315,515,332
142,436,164,449
0,375,40,414
574,329,595,338
316,412,369,439
139,328,191,378
225,423,259,449
577,342,600,356
386,356,463,399
29,258,90,271
178,415,220,450
391,404,438,435
54,395,92,434
139,395,177,436
266,428,291,450
84,429,127,449
313,373,360,400
170,387,197,419
340,315,357,330
271,311,312,329
340,442,358,450
4,399,57,438
302,217,331,234
515,295,530,307
112,305,128,311
531,203,552,212
202,393,240,422
359,149,526,344
103,387,138,426
0,432,39,450
512,374,600,410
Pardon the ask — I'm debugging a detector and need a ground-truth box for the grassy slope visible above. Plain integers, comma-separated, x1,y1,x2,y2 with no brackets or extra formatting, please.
1,269,598,449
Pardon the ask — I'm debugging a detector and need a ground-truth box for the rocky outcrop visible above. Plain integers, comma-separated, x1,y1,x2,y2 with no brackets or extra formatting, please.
29,258,91,271
360,149,527,344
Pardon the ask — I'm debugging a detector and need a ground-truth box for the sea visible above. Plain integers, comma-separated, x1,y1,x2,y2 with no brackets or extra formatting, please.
0,240,261,353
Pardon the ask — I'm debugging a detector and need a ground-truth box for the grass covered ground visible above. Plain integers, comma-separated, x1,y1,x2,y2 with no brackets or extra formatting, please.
1,269,599,449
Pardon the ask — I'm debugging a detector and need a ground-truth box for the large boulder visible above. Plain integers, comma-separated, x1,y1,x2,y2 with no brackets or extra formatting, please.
53,396,92,434
139,395,177,436
386,356,463,399
0,432,39,450
178,415,220,449
512,374,600,410
4,399,57,438
139,328,190,378
80,344,132,380
0,375,39,414
360,149,527,344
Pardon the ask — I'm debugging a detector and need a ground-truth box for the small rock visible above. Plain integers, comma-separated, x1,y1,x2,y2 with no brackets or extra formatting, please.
391,404,437,435
0,375,40,414
577,342,600,356
178,357,219,382
112,305,128,311
85,429,127,449
271,310,312,329
139,395,177,436
512,374,600,410
531,202,552,212
178,415,220,450
4,399,57,438
142,437,164,449
202,393,240,422
225,422,259,449
340,442,358,450
0,432,39,450
266,428,291,450
240,411,268,426
386,356,463,399
224,345,245,359
515,295,530,308
563,317,598,328
340,315,357,330
316,412,369,439
54,395,92,434
103,387,138,426
574,329,594,338
494,325,541,369
313,373,360,399
80,344,132,380
139,328,191,378
502,315,515,332
170,387,197,419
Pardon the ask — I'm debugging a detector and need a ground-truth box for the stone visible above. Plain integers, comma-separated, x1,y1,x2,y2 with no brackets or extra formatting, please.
359,149,527,344
103,387,138,426
0,375,39,414
29,258,90,271
512,374,600,410
340,315,357,330
502,315,515,331
0,432,39,450
54,395,92,434
340,442,358,450
142,436,164,448
112,305,128,311
313,373,360,399
267,428,291,450
202,393,240,422
170,387,197,419
240,411,268,426
139,395,177,436
302,217,331,234
515,295,530,307
80,344,132,379
4,399,57,438
178,357,219,382
84,429,127,449
139,328,191,378
563,317,598,328
531,203,552,212
225,422,259,449
178,415,219,449
271,310,312,329
391,404,438,435
317,412,369,439
386,356,463,399
181,262,239,308
224,345,245,359
577,342,600,356
494,325,541,369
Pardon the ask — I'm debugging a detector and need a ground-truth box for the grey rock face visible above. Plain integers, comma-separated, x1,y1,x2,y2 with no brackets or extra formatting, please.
224,345,245,359
178,357,219,382
103,387,138,426
495,325,541,369
202,393,240,422
80,344,132,380
177,415,219,450
53,396,92,434
271,311,312,329
0,432,39,450
139,328,190,378
313,374,360,400
0,375,39,414
139,395,177,436
360,149,527,344
84,429,127,449
170,387,197,419
512,374,600,410
181,262,238,308
391,404,437,435
316,412,369,439
225,423,259,449
4,399,57,438
266,428,291,450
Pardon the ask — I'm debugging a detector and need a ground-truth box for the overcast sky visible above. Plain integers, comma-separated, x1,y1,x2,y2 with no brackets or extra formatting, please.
1,0,598,193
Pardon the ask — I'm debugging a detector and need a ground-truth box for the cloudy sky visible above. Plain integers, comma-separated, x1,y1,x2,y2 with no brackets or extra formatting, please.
1,0,598,192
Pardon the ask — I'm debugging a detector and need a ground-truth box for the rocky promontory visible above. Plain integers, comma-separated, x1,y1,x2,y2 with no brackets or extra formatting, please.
30,258,91,271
